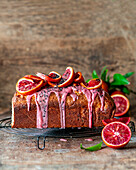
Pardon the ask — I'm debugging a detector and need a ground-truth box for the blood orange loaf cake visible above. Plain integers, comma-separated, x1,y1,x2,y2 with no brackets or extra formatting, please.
11,67,115,128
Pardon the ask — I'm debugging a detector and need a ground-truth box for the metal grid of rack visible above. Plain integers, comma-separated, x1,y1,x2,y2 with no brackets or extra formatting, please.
0,117,135,150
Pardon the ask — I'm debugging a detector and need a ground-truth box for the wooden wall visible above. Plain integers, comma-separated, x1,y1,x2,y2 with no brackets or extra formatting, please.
0,0,136,116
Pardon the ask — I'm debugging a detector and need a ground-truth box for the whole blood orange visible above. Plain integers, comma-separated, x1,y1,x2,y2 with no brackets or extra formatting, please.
102,117,130,126
80,78,102,90
111,94,130,117
16,77,44,95
102,122,131,149
102,80,109,93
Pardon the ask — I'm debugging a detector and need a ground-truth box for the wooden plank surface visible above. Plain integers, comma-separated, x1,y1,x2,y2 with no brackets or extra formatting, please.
0,123,136,169
0,111,136,170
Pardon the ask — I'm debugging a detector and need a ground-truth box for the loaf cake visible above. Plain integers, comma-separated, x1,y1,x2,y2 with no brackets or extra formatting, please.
11,67,115,129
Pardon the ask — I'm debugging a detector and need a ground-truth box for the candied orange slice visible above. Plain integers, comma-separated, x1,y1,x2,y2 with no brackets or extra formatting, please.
16,77,44,95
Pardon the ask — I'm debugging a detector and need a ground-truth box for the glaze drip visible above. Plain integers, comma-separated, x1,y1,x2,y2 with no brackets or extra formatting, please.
26,86,105,129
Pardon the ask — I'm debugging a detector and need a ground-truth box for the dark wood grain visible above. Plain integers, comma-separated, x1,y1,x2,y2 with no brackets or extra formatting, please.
0,129,136,169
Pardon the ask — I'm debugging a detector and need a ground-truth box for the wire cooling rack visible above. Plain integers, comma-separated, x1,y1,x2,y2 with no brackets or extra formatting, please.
0,117,135,150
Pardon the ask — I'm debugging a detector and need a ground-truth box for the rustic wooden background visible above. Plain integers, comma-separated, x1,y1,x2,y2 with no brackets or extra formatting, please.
0,0,136,118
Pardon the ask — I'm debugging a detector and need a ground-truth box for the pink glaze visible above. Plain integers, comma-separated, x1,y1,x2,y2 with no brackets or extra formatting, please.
70,93,77,102
26,94,33,111
100,90,105,111
26,86,105,129
85,138,93,141
34,93,43,128
26,93,43,128
60,138,67,142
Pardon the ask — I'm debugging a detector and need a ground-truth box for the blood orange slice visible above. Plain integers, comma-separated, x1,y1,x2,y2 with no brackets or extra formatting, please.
80,78,102,90
16,77,44,95
102,122,131,149
102,117,130,126
111,94,130,117
36,71,61,83
74,72,85,83
24,75,43,81
48,71,61,82
58,66,75,87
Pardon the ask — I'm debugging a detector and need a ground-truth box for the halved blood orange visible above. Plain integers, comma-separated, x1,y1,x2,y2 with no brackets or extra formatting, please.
111,94,130,117
74,72,85,83
111,90,126,96
58,66,75,87
16,77,44,95
80,78,102,90
102,117,130,126
102,122,131,149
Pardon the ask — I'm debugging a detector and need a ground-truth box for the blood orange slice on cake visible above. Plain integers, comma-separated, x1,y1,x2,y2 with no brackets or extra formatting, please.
102,117,130,126
111,94,130,117
36,71,61,83
81,78,102,90
16,77,44,95
102,122,131,149
58,66,75,87
24,75,43,81
48,71,61,82
74,72,85,83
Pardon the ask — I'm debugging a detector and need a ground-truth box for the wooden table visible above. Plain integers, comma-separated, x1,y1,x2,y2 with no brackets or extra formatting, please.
0,0,136,169
0,111,136,170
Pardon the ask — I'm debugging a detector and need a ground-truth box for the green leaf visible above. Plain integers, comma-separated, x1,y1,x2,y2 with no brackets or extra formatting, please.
86,79,91,83
110,74,130,86
80,142,102,151
92,70,99,79
121,86,130,95
101,69,108,82
101,66,108,81
124,72,134,78
101,66,107,75
107,75,110,83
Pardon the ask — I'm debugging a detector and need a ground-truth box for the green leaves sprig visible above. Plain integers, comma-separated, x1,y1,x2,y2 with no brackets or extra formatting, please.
89,66,134,95
80,142,102,151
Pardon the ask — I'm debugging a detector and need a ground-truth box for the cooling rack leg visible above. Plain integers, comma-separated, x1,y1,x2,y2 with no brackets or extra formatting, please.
37,136,46,150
